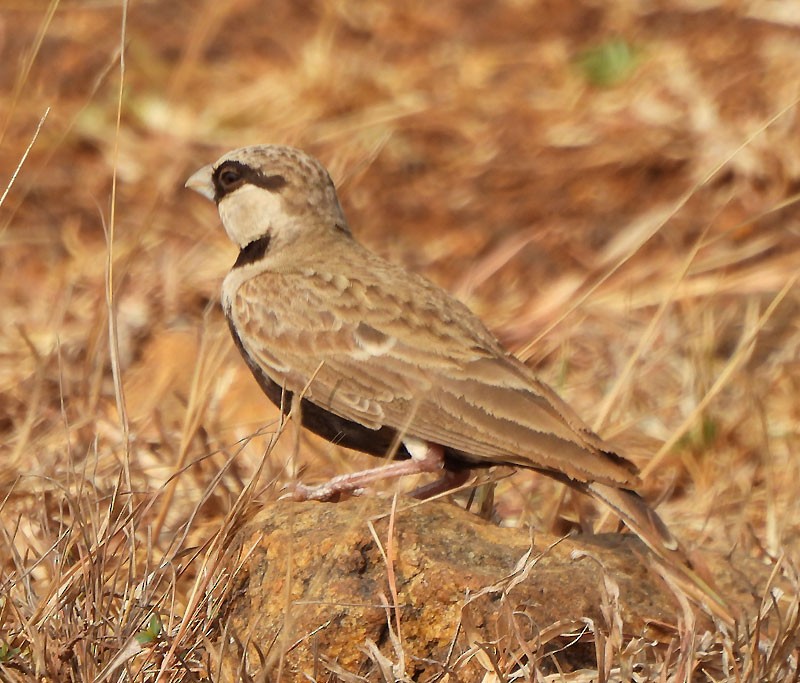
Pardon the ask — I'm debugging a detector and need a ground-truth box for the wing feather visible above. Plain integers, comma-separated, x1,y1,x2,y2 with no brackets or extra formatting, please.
230,259,638,487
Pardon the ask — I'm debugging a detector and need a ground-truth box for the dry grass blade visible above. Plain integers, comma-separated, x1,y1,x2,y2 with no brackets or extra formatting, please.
642,271,800,481
0,108,49,211
366,494,405,668
105,0,131,452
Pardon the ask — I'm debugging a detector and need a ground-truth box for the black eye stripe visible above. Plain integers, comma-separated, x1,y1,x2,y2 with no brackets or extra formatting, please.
212,160,288,203
255,174,288,191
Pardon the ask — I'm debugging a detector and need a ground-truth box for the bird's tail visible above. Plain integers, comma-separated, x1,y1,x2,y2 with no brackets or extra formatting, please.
587,482,736,627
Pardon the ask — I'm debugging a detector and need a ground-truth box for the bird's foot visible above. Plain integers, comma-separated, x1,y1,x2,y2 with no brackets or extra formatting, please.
288,443,446,502
290,481,362,502
408,467,472,499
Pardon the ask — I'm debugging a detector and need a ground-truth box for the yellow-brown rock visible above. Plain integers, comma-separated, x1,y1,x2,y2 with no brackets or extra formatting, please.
219,496,729,680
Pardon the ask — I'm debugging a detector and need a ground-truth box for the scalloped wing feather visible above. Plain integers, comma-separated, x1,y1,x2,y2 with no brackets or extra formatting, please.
230,262,639,487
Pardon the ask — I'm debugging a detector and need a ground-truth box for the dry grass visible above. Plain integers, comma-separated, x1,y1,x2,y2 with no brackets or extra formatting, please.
1,0,800,680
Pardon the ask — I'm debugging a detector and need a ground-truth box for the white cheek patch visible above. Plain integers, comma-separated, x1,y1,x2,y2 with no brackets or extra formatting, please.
219,185,284,247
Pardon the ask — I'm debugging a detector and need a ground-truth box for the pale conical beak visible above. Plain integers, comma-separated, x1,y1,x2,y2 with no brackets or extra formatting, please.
185,164,215,201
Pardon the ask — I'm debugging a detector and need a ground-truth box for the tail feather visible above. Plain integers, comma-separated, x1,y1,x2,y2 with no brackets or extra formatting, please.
586,483,680,558
586,482,736,627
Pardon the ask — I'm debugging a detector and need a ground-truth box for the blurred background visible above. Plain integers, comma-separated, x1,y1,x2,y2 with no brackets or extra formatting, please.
1,0,800,676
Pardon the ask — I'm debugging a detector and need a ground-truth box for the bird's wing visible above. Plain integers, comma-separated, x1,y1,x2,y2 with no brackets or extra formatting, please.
230,264,638,487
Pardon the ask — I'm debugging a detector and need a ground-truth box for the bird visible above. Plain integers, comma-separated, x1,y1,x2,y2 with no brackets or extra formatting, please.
185,144,733,623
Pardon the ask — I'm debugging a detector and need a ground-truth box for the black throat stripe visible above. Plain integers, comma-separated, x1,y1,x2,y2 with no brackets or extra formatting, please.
234,234,271,268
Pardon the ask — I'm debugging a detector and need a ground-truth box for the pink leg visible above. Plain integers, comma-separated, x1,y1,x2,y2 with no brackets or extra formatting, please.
292,443,446,502
408,468,472,500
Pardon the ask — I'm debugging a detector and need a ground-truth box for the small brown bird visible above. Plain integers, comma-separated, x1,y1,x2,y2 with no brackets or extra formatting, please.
186,145,731,621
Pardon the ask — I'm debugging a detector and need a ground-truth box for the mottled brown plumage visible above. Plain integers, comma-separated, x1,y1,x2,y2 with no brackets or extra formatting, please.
186,145,733,623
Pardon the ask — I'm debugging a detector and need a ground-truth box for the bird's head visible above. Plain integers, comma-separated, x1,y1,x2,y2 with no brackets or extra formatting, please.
185,145,350,250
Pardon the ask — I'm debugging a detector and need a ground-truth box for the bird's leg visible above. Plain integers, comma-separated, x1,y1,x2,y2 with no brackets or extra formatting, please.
408,468,472,500
291,442,445,502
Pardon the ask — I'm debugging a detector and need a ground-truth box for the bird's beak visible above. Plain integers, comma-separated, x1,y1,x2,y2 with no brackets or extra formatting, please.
185,163,215,201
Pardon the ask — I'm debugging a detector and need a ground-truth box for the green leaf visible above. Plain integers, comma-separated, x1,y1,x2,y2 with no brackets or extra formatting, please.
577,39,639,87
134,613,163,646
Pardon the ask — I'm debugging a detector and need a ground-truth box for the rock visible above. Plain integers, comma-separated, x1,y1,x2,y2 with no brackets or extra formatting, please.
219,497,722,681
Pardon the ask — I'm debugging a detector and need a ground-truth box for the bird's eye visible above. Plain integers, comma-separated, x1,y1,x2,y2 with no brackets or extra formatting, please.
211,161,250,201
219,168,242,188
